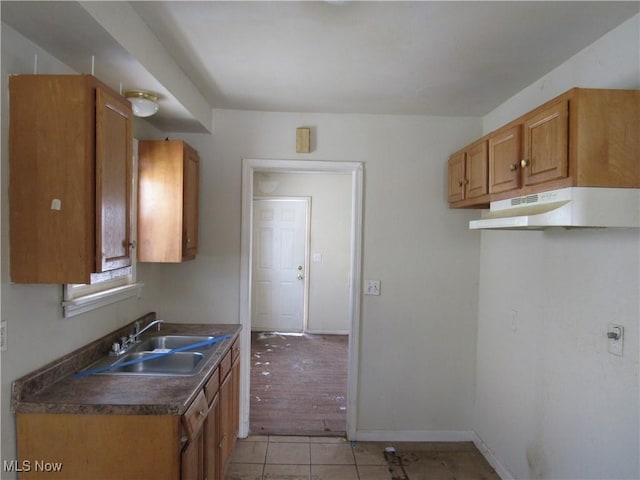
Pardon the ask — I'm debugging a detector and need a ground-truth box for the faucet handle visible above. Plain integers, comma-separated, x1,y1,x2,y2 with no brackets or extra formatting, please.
110,342,122,356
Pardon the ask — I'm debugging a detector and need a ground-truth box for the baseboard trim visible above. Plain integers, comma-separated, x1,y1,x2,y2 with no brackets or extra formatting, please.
472,432,514,480
353,430,476,442
304,330,349,335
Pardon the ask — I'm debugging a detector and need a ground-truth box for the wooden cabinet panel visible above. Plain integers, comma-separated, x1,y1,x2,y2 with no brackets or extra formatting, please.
465,140,489,199
138,140,200,263
449,88,638,207
447,139,489,206
17,414,180,480
182,430,204,480
523,99,568,186
447,151,465,203
217,369,233,478
96,87,134,272
489,125,522,194
184,145,200,260
9,74,133,284
204,393,219,480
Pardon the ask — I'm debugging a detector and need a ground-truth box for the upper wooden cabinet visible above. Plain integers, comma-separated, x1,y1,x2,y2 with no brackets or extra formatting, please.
488,124,522,194
447,138,489,206
138,140,200,262
451,88,639,207
9,75,133,284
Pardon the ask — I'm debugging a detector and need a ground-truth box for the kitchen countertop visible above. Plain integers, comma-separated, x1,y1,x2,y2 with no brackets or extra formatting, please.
12,313,241,416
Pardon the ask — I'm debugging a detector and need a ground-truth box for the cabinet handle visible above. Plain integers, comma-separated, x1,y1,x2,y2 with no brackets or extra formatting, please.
509,164,518,171
218,434,227,449
198,409,206,417
520,159,529,168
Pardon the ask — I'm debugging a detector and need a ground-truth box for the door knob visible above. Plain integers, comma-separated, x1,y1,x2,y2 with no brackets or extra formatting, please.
297,265,303,271
297,274,304,280
521,159,529,168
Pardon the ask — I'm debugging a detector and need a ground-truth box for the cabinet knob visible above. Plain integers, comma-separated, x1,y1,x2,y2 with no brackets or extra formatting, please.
198,409,206,417
218,434,227,449
457,180,463,187
509,164,518,171
520,159,529,168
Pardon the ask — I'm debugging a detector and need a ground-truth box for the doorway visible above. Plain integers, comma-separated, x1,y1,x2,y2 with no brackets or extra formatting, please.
239,159,363,440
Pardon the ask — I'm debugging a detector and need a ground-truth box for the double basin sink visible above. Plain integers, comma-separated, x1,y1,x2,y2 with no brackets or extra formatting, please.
82,335,225,377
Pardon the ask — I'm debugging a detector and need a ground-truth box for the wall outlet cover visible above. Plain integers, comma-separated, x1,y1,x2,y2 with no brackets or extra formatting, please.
364,280,381,296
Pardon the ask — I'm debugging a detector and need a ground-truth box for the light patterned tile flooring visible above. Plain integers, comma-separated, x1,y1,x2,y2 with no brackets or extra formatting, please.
225,435,500,480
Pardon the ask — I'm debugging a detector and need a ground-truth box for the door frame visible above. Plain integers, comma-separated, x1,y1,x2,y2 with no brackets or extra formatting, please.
252,196,311,333
240,158,364,440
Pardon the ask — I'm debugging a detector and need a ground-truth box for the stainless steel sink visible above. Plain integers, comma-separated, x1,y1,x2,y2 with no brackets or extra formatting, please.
79,334,228,377
109,351,205,375
136,335,219,352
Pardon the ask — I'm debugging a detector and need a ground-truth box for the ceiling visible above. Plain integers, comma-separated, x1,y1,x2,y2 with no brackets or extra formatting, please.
2,1,639,132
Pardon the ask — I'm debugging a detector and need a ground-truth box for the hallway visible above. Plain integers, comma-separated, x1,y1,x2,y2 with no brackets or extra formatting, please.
249,332,348,436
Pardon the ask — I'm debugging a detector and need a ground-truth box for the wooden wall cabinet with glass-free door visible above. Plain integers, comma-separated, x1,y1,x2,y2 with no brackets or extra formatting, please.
483,88,639,202
447,137,490,207
9,74,133,284
138,140,200,263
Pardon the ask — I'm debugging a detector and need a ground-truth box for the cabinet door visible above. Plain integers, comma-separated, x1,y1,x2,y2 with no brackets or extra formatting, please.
523,100,568,186
465,140,488,199
231,351,240,445
95,87,133,272
183,145,200,260
204,393,219,480
182,430,204,480
217,372,233,478
447,151,465,203
489,125,522,194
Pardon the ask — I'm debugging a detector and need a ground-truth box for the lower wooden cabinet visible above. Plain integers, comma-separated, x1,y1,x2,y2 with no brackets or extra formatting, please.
15,342,240,480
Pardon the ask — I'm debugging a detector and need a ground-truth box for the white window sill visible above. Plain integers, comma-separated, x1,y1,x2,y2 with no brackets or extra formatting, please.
62,282,144,318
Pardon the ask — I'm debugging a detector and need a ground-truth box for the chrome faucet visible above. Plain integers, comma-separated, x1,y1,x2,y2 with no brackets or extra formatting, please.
133,319,164,343
110,319,164,356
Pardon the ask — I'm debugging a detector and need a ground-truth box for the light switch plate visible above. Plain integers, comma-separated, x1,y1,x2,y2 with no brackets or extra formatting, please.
364,280,381,296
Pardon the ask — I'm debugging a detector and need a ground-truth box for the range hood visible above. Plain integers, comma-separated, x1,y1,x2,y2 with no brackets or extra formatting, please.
469,187,640,230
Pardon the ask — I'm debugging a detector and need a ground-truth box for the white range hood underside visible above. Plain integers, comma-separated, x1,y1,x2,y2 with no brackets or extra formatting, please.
469,187,640,230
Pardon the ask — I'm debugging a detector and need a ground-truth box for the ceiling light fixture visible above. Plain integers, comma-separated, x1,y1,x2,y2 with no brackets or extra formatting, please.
124,90,159,117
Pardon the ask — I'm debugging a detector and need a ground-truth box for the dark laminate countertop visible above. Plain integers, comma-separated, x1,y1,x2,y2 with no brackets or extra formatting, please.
12,312,241,416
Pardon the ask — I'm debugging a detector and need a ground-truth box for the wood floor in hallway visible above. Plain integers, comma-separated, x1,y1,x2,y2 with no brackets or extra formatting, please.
249,331,348,437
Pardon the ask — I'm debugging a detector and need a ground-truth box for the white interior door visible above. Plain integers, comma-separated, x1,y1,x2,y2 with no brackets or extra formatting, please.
252,198,308,332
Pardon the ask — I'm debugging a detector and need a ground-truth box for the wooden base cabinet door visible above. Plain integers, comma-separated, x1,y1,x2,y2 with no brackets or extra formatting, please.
182,431,204,480
204,393,219,480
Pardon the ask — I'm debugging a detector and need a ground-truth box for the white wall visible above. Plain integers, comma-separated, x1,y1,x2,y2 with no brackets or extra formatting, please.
148,108,483,437
474,14,640,479
253,172,352,333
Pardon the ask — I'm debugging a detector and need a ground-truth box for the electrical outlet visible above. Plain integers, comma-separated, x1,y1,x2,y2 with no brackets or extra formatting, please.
0,320,7,352
364,280,381,296
607,323,624,356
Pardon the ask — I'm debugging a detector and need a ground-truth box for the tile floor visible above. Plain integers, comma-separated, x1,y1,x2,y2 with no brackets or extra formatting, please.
225,435,500,480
